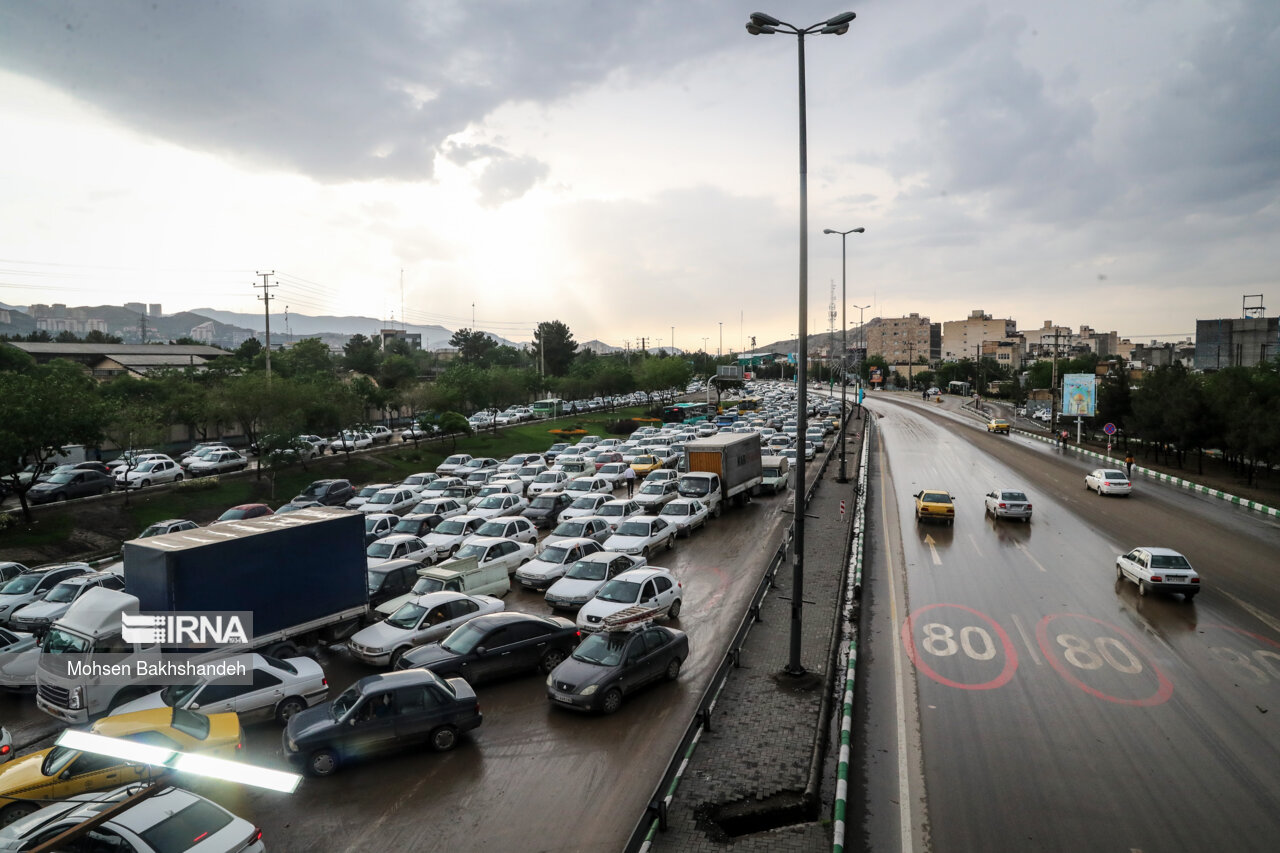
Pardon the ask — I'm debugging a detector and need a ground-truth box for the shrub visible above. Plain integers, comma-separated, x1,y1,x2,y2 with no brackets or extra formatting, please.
174,476,221,492
606,419,638,435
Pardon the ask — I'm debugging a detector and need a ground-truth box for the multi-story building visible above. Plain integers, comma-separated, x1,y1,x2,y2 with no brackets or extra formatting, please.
941,309,1017,361
1195,317,1280,370
1078,326,1119,357
981,339,1024,372
864,313,932,366
380,329,422,350
1020,321,1075,358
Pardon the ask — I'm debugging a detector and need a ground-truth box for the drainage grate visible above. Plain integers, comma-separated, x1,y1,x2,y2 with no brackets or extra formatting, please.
701,791,817,839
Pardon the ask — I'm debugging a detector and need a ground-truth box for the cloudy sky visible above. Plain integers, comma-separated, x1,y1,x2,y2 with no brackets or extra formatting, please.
1,0,1276,350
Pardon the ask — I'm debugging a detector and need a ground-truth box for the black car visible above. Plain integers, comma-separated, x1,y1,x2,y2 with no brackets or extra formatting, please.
397,612,580,684
521,492,575,530
547,624,689,714
367,559,421,610
393,513,445,539
26,469,115,504
294,478,355,507
283,669,481,777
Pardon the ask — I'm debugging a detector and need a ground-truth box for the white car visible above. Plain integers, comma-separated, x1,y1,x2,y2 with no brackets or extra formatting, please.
409,497,466,519
642,469,678,485
658,498,711,537
333,431,373,451
346,482,393,510
400,472,439,494
460,457,501,475
109,652,327,725
359,487,419,515
179,444,233,471
576,566,683,631
366,534,436,567
544,516,613,548
596,498,645,532
563,476,614,499
596,462,631,486
633,479,680,514
515,463,549,484
984,488,1033,522
472,516,538,545
437,536,536,577
603,516,677,557
514,538,606,591
528,470,570,495
363,513,400,544
400,425,433,441
1085,468,1132,496
422,476,466,497
560,494,610,520
349,591,506,667
544,553,649,610
1115,547,1201,600
421,514,487,559
367,425,394,444
114,456,182,489
469,493,529,520
468,482,524,509
436,453,474,475
186,450,248,476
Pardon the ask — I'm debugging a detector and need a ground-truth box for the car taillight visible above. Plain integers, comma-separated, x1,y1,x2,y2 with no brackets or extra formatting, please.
1150,575,1163,582
322,677,328,687
998,503,1007,509
250,828,263,843
1026,504,1032,509
0,744,9,756
1191,577,1200,583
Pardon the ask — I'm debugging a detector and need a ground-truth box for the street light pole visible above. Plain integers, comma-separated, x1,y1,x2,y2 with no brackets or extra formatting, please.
823,227,864,483
747,9,856,677
853,304,869,417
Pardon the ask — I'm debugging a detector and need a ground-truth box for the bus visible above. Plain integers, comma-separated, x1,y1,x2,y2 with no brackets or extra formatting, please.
662,402,714,425
530,398,567,419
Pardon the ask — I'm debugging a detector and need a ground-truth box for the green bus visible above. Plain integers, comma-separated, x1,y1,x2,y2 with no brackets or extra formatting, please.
662,402,714,425
530,398,567,419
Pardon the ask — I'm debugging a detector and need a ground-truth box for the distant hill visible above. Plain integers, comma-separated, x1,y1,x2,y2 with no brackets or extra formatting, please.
189,308,510,350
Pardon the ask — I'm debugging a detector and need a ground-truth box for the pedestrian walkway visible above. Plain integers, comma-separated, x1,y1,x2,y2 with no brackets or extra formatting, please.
650,427,864,852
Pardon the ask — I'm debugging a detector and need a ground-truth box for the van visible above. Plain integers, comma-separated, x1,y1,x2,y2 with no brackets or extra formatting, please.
761,455,791,494
373,556,510,617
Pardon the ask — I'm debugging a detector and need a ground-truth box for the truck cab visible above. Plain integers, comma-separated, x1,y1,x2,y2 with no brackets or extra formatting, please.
677,473,722,517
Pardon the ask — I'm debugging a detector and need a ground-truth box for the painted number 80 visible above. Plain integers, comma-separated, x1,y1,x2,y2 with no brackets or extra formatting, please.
921,623,997,660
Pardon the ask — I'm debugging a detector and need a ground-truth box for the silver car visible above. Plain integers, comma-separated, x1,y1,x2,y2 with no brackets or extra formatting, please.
983,489,1033,522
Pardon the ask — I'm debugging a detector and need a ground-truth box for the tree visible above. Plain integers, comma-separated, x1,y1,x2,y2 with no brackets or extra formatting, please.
0,360,110,521
449,329,497,366
278,338,336,379
84,330,123,344
342,334,381,376
435,411,472,450
532,321,578,377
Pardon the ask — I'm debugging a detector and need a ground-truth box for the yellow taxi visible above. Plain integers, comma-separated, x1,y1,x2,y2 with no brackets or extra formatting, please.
630,455,666,476
0,707,242,826
986,418,1011,434
913,490,956,525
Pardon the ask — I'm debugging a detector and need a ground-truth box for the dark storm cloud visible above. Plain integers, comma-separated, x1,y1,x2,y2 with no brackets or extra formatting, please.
0,0,731,188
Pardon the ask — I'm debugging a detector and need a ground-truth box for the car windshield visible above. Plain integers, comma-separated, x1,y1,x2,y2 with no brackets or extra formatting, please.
44,582,80,603
565,481,589,492
572,632,627,666
616,521,651,537
2,575,40,594
1002,492,1029,502
133,462,157,473
763,467,781,478
598,504,627,517
301,482,330,498
921,492,950,504
435,520,466,536
566,560,608,581
1150,554,1192,570
441,621,488,655
596,579,641,604
41,628,91,654
570,497,600,510
455,544,486,560
531,496,558,509
478,496,505,508
395,518,429,534
364,516,387,533
476,522,508,537
680,479,710,496
1102,470,1127,479
160,681,202,707
534,473,559,483
366,542,396,559
369,492,395,505
139,797,234,852
331,685,362,719
517,467,540,477
44,472,76,485
358,486,381,498
539,546,570,564
387,602,427,630
660,504,688,517
553,522,586,537
639,483,664,495
412,577,445,595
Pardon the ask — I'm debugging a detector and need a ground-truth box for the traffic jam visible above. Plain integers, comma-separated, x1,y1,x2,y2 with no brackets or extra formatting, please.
0,383,841,850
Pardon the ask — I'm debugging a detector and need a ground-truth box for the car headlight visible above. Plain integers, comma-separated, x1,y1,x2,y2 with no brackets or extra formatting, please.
286,736,297,752
68,686,83,710
545,674,554,687
580,685,598,696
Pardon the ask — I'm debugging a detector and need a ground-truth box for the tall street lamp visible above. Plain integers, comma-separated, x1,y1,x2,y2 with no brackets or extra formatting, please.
746,9,856,677
823,227,864,483
853,304,869,417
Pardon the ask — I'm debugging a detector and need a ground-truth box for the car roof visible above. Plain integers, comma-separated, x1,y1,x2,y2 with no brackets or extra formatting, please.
545,537,598,547
379,534,423,543
613,567,672,581
1136,546,1185,556
369,559,424,574
228,503,269,510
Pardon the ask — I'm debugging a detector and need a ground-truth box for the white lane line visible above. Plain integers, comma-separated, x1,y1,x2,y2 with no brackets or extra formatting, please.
1010,613,1042,666
968,533,983,556
1015,541,1048,573
1218,588,1280,637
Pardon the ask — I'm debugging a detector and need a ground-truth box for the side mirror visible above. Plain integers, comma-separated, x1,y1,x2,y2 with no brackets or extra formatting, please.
189,703,200,710
913,492,921,498
474,646,487,655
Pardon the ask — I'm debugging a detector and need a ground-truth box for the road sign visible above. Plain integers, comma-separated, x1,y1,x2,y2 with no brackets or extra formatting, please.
1103,423,1116,435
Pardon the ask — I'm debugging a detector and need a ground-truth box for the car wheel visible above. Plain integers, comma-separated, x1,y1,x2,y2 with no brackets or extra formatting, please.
665,657,682,681
1184,591,1198,602
541,648,567,673
0,802,39,827
174,473,183,482
713,504,722,519
100,487,111,496
668,598,682,619
140,479,151,488
601,688,623,715
430,725,459,752
275,696,307,725
665,535,675,551
641,545,651,558
307,748,340,777
1116,563,1123,580
55,492,68,502
1137,580,1148,597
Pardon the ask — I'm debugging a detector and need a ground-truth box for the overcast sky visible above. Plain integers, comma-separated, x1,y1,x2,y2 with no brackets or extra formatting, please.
1,0,1276,350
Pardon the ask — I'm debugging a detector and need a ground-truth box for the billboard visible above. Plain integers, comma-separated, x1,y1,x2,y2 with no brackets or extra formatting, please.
1062,374,1097,417
870,367,883,385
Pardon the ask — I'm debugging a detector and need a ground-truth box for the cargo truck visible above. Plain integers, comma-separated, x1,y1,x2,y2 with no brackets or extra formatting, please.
678,433,763,517
35,507,368,724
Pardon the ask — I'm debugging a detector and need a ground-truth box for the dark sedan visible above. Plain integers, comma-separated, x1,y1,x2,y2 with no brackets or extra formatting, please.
547,624,688,714
283,669,481,777
394,513,445,539
397,612,579,684
26,469,115,504
294,478,356,507
521,492,574,530
367,559,421,610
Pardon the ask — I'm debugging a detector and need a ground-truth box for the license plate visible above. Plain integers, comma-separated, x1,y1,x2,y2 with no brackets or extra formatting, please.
520,579,538,588
1165,575,1185,583
551,691,572,702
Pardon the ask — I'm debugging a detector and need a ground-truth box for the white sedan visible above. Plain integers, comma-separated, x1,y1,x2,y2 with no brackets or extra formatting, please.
409,497,467,519
359,487,419,515
514,538,606,591
348,591,505,667
562,476,614,499
469,493,529,520
186,450,249,476
1115,546,1200,600
544,516,613,548
544,553,648,611
366,534,436,567
658,498,711,537
602,516,677,557
595,498,644,532
436,536,536,577
596,462,631,486
560,494,610,520
633,479,680,514
984,488,1033,522
109,653,327,725
332,431,373,451
471,516,539,545
576,567,683,631
1085,468,1132,496
421,514,487,559
468,483,522,509
528,470,570,495
114,456,183,489
346,483,393,510
400,472,439,494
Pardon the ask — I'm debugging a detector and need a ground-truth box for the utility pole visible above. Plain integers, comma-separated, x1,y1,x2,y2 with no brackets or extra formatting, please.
671,325,675,354
637,336,648,355
906,340,915,390
718,322,723,358
1050,328,1063,431
255,271,276,378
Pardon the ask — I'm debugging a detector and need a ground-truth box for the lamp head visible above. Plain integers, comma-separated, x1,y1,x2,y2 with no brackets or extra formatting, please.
750,12,782,26
853,227,865,233
823,229,835,234
826,12,856,26
746,22,777,34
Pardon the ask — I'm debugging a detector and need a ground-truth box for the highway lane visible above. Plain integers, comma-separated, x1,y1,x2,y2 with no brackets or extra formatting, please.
863,393,1280,852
